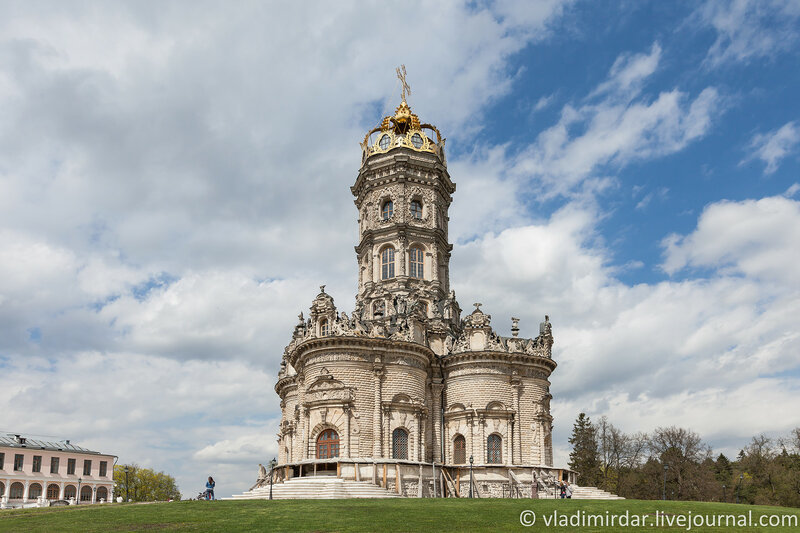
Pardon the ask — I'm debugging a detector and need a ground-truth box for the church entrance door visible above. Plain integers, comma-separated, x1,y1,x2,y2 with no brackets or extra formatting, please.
316,429,340,459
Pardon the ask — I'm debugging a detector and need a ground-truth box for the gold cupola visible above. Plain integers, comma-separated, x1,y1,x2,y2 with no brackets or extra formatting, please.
360,66,446,165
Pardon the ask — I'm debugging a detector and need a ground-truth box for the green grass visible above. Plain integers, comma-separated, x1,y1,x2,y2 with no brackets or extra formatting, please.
0,499,798,532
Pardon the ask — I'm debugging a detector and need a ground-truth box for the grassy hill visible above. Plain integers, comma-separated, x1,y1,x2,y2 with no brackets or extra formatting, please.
0,498,798,532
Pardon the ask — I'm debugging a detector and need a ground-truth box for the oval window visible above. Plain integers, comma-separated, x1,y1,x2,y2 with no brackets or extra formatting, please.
379,135,390,150
411,133,423,148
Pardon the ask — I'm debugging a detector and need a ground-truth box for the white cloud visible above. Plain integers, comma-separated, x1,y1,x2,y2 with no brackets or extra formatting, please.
742,121,800,174
511,42,721,198
590,43,661,100
662,195,800,284
698,0,800,67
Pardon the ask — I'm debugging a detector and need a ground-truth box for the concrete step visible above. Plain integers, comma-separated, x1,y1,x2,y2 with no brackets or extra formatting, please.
570,485,625,500
229,477,401,500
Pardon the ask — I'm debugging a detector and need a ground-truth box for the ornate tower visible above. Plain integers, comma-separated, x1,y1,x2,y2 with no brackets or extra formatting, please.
351,95,461,341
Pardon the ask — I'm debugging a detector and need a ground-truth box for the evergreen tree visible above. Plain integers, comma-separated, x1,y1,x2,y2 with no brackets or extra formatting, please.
568,412,600,487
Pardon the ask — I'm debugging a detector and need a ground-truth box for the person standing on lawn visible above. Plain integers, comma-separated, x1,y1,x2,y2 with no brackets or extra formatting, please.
206,476,216,500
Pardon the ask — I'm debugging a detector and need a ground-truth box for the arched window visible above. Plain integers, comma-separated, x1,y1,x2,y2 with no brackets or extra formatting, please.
64,485,77,500
381,200,393,220
487,434,502,464
381,247,395,280
392,428,409,460
320,318,329,336
373,300,385,317
409,246,424,279
28,483,42,499
9,482,24,500
316,429,340,459
410,200,422,219
453,434,466,464
97,486,108,502
47,484,60,500
0,482,4,499
80,485,92,501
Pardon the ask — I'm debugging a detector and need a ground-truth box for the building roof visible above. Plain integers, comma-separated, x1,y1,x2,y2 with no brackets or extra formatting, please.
0,434,108,456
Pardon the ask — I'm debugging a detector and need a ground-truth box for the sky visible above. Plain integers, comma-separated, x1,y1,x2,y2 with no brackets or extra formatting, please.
1,0,799,498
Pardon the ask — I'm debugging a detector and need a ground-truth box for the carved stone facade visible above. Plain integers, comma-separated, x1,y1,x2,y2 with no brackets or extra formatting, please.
269,97,571,496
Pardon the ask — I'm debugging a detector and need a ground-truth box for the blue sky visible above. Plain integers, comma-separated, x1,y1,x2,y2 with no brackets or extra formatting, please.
0,0,798,497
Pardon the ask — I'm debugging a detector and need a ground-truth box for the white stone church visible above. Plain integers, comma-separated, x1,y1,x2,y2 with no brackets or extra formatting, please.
235,88,612,500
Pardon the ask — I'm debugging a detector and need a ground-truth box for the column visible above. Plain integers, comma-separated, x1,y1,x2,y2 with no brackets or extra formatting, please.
344,406,352,458
416,413,424,462
297,374,306,461
59,482,65,500
467,415,474,461
373,365,384,458
91,486,96,504
384,408,392,458
479,417,486,464
23,480,30,502
506,419,513,466
399,238,407,276
3,479,10,500
302,408,310,460
430,249,439,283
430,381,443,463
512,382,522,465
287,430,293,463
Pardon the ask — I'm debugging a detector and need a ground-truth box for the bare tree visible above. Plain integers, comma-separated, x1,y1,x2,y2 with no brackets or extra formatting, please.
649,426,712,500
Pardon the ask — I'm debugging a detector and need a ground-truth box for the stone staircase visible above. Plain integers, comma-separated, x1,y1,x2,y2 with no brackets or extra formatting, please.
229,476,401,500
570,485,625,500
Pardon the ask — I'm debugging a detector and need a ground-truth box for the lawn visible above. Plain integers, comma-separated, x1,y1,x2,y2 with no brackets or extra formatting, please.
0,498,798,532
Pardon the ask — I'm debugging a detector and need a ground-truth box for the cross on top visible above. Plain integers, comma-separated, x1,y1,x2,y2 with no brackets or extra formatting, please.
396,64,411,103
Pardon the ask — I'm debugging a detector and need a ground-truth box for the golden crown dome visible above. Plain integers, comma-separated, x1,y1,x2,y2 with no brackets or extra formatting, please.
360,66,446,164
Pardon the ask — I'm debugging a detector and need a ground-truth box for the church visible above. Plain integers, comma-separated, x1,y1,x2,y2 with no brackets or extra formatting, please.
238,75,579,499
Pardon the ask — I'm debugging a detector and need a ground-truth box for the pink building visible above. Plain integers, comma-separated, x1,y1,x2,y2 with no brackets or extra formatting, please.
0,434,116,508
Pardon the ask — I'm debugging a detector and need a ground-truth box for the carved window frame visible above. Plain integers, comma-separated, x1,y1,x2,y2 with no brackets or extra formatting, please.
380,246,395,280
381,200,393,221
453,434,466,464
487,433,502,464
392,428,409,460
408,246,424,279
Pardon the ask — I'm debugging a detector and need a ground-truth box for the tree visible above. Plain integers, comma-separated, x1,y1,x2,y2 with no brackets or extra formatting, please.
649,426,712,500
113,464,181,502
568,413,600,487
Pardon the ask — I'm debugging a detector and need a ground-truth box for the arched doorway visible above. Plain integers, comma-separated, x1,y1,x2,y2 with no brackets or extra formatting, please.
64,485,77,500
47,484,60,500
80,485,92,502
316,429,340,459
392,428,408,459
28,483,42,499
453,434,466,464
9,482,24,500
97,486,108,502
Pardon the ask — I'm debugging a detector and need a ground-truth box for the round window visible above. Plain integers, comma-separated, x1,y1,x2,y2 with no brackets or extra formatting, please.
411,133,423,149
379,135,390,150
